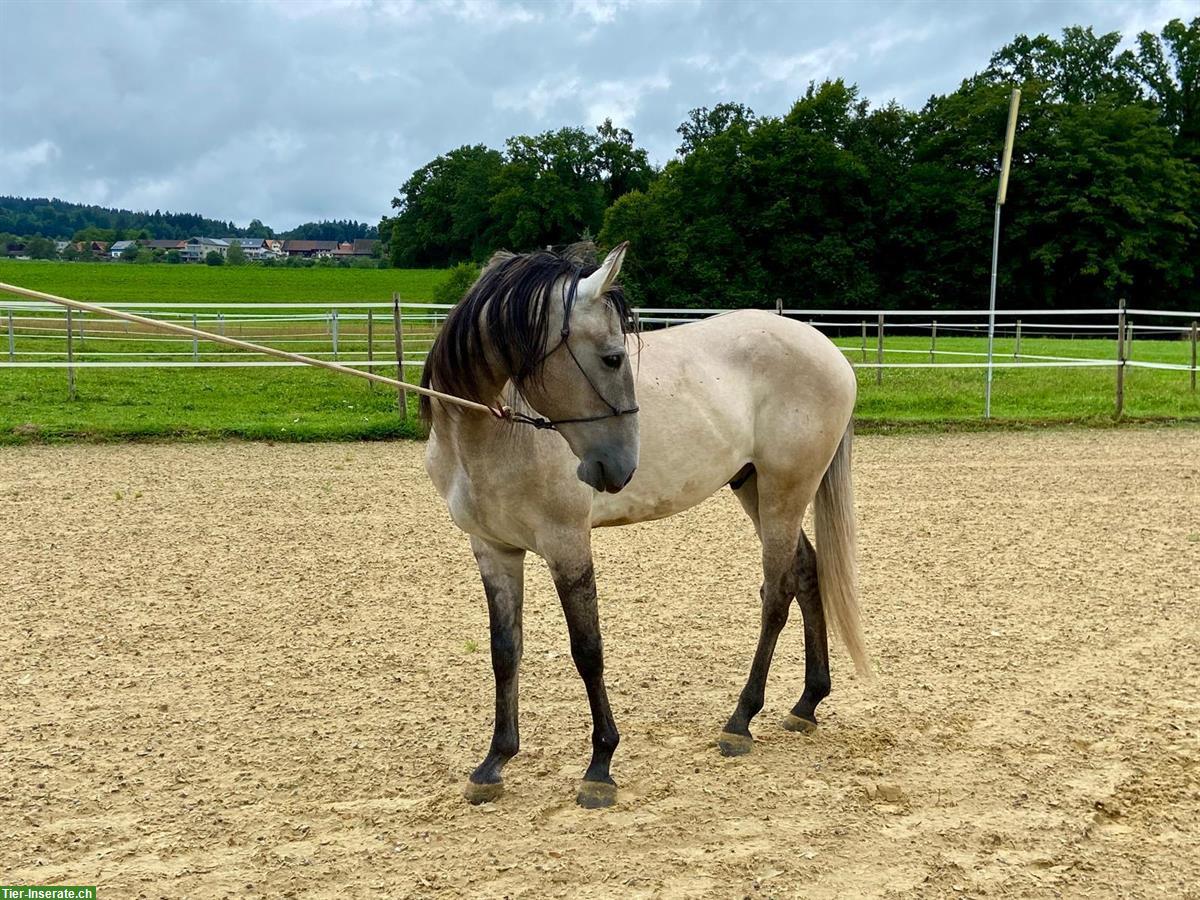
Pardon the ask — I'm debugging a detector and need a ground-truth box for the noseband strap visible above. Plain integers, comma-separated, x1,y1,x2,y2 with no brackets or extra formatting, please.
503,268,639,432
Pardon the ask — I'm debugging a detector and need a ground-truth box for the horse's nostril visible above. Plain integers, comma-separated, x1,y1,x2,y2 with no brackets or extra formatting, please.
620,468,635,488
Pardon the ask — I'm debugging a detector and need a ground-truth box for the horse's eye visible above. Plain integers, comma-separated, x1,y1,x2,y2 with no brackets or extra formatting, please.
601,354,624,370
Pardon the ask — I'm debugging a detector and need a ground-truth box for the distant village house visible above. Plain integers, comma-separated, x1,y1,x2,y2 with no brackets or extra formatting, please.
5,234,376,262
181,237,229,262
282,239,339,258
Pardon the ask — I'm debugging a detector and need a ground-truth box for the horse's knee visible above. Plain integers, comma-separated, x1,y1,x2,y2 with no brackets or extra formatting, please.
760,580,792,631
764,600,790,631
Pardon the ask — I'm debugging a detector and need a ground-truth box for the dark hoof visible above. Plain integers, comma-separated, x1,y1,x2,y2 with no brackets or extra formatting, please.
576,780,617,809
463,779,504,805
781,713,818,734
717,730,754,757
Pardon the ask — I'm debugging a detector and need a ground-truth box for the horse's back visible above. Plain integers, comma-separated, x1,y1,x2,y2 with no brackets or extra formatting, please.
641,309,855,435
590,310,855,526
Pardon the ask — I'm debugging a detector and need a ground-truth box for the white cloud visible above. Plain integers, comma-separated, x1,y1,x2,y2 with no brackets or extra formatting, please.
1112,0,1194,49
495,76,584,119
1,140,61,172
585,73,671,128
441,0,541,26
0,0,1189,229
758,45,859,86
570,0,633,25
867,22,939,57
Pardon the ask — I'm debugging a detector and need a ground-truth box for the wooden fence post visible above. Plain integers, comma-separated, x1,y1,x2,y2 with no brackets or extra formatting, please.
775,298,783,316
1115,299,1126,419
66,307,76,401
332,309,339,361
1014,319,1021,358
1190,320,1197,392
930,320,937,363
192,313,198,361
632,308,641,333
367,308,375,391
861,320,867,363
392,292,408,419
218,312,225,335
876,313,884,385
6,309,13,362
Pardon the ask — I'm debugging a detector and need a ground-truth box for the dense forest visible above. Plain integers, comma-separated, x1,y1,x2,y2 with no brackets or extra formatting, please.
382,19,1199,311
0,197,378,244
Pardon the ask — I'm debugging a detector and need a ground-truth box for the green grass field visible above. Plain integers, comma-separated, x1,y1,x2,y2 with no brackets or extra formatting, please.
0,259,446,304
849,333,1198,427
1,259,1197,442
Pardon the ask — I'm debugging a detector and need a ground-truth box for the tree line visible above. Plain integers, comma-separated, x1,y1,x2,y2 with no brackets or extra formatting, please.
0,197,379,247
383,19,1198,312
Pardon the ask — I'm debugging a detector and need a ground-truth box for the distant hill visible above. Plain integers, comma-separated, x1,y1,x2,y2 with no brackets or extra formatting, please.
0,196,378,243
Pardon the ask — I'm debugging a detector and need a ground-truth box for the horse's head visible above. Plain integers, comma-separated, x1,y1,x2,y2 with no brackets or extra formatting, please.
525,243,639,494
420,243,640,494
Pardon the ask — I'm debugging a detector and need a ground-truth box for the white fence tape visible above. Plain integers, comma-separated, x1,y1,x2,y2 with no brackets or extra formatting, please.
1,302,1195,381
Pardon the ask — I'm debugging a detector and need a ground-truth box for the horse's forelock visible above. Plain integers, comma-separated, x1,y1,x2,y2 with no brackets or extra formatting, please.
421,250,632,423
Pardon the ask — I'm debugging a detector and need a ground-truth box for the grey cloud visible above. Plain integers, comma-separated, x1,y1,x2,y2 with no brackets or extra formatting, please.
0,0,1187,230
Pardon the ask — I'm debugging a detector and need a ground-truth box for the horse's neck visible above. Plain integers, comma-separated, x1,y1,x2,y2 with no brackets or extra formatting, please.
432,384,539,458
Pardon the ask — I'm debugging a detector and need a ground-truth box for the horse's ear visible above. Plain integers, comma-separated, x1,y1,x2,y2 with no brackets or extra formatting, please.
579,242,628,301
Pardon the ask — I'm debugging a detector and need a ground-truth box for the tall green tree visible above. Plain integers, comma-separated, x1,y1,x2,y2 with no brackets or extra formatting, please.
1132,17,1200,160
594,119,655,205
25,235,58,259
387,124,654,265
603,25,1199,313
388,144,505,266
225,241,248,266
985,26,1141,104
602,82,881,308
489,127,607,251
675,102,757,155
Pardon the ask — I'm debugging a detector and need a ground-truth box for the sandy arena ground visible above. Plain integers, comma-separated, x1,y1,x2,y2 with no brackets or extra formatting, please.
2,429,1198,898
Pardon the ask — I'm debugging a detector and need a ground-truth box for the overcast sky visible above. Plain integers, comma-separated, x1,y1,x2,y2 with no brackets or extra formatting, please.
1,0,1190,231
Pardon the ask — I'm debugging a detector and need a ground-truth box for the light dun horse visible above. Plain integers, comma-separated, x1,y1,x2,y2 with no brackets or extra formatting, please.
421,244,867,808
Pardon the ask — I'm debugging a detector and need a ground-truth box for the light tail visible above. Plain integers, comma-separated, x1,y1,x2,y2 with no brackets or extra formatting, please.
813,424,871,677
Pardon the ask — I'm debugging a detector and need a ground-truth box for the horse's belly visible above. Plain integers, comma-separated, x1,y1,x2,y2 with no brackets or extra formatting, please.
589,425,748,527
589,477,726,526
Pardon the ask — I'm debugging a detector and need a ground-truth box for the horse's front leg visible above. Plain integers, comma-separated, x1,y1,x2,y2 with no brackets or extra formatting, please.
548,551,620,809
463,536,525,804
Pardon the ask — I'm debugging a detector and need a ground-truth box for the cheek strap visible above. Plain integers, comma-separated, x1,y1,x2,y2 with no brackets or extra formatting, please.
505,268,639,431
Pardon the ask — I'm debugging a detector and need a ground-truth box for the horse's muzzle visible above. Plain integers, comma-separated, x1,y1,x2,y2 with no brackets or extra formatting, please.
578,454,637,494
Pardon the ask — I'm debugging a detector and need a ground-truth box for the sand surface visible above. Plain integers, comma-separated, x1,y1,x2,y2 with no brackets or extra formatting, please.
2,429,1198,898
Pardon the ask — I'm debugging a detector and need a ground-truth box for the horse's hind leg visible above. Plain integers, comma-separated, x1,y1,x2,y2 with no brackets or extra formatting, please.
463,536,525,804
781,532,831,733
719,478,804,757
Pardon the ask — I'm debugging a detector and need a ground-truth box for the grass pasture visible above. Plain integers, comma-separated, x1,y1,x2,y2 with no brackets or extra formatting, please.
1,327,1197,443
848,332,1199,426
0,258,1197,441
0,259,446,304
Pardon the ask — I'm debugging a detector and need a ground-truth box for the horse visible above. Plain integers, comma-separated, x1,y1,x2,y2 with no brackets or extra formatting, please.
420,243,867,809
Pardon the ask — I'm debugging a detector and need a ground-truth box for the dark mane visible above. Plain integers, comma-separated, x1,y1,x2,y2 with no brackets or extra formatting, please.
419,250,632,422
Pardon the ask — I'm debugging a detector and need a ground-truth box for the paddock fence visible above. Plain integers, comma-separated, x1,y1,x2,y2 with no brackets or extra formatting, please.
2,296,1197,417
